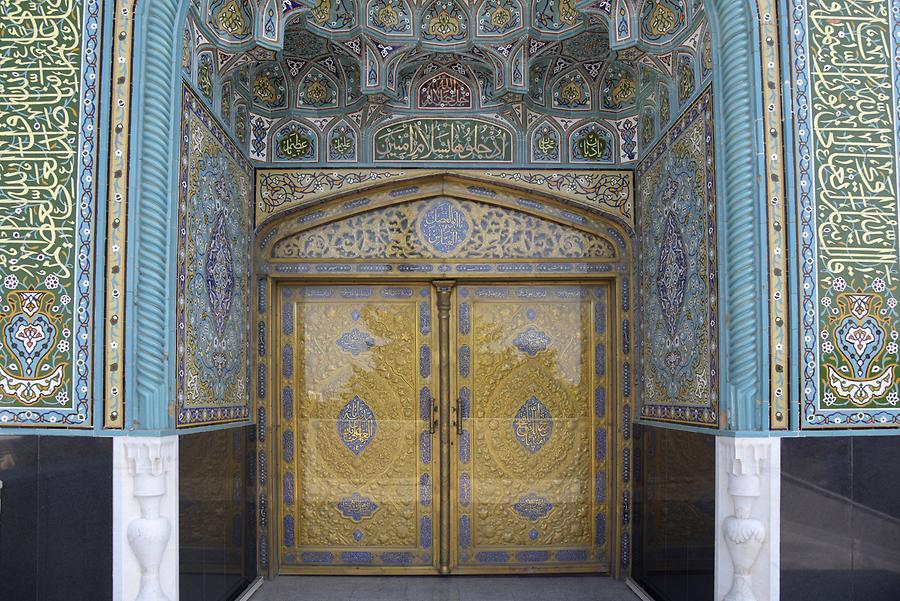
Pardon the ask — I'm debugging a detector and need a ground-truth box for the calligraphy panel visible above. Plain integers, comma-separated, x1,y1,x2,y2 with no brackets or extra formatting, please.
636,87,718,427
417,72,474,109
177,86,253,426
0,0,99,427
792,0,900,428
373,119,514,162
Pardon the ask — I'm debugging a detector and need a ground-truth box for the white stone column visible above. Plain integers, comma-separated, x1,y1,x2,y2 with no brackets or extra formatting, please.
715,437,780,601
114,436,179,601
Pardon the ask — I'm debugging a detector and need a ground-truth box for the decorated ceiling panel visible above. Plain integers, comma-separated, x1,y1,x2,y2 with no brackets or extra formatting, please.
182,0,710,165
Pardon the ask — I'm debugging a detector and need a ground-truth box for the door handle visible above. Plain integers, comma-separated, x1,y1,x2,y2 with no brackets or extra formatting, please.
456,396,463,435
430,395,439,434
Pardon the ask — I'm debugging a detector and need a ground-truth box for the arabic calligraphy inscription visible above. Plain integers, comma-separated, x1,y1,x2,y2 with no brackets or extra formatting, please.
374,119,513,162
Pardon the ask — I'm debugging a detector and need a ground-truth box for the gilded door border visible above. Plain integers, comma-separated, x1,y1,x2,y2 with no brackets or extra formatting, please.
254,179,635,577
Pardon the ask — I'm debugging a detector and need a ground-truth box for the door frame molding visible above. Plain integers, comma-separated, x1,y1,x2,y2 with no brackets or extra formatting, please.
254,175,634,578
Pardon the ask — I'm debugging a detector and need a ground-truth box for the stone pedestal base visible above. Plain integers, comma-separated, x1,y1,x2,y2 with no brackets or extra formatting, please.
113,436,179,601
715,437,780,601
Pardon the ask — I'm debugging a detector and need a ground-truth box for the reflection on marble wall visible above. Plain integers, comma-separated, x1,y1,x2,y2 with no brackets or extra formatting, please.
636,86,717,427
177,85,253,427
180,427,257,601
782,437,900,600
632,424,715,601
0,436,112,600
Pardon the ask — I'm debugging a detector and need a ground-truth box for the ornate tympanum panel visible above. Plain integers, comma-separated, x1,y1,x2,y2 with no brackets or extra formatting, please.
453,284,610,572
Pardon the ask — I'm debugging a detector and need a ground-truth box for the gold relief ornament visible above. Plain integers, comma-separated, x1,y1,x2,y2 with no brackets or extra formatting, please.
560,81,583,106
702,32,713,72
377,0,400,28
0,290,67,406
215,0,248,36
559,0,577,25
490,2,512,28
304,78,328,104
648,1,677,35
678,60,694,100
428,7,463,40
198,61,213,98
610,76,635,106
182,27,191,71
253,76,278,104
313,0,331,23
284,290,429,554
272,198,615,259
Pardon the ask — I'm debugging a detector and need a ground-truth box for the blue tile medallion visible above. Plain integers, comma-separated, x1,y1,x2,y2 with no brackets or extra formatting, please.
337,395,377,455
336,327,375,356
419,199,470,253
513,395,553,452
512,326,551,357
336,492,379,523
513,491,554,522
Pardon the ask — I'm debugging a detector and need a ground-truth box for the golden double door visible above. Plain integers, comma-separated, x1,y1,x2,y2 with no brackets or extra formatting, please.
275,281,612,574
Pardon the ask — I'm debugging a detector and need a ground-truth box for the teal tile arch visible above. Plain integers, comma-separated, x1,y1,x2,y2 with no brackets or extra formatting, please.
124,0,769,437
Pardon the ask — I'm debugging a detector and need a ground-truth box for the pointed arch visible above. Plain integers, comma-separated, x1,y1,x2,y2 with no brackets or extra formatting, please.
253,172,632,268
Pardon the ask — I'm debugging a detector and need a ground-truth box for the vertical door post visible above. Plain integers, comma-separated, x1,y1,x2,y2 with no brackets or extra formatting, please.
434,280,455,574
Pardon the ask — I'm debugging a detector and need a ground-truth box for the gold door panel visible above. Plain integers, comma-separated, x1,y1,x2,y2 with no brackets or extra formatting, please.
452,284,611,573
275,281,612,574
278,285,439,572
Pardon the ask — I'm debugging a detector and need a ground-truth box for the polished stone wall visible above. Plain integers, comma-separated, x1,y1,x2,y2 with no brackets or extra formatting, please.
782,436,900,600
180,426,257,601
632,424,715,601
0,435,112,601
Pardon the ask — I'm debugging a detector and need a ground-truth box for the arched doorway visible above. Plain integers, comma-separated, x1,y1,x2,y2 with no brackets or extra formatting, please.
254,176,632,574
118,0,775,591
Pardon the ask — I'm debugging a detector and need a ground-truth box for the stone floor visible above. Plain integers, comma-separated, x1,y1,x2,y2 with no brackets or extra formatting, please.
249,575,642,601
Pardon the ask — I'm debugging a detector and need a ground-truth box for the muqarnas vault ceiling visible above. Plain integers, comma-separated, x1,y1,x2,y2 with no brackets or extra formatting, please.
182,0,712,165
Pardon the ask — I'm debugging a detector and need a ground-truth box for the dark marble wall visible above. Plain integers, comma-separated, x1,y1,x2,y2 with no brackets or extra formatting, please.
782,436,900,601
0,435,113,601
180,426,257,601
632,424,716,601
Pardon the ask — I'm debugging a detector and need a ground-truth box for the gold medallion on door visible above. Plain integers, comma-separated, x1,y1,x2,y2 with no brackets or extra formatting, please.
276,283,610,574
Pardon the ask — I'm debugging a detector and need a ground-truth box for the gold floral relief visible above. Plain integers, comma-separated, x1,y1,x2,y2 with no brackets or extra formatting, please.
272,197,615,260
455,285,610,570
280,285,438,568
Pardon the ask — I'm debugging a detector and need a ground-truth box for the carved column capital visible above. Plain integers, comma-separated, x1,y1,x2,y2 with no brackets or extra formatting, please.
125,437,176,491
722,438,769,479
